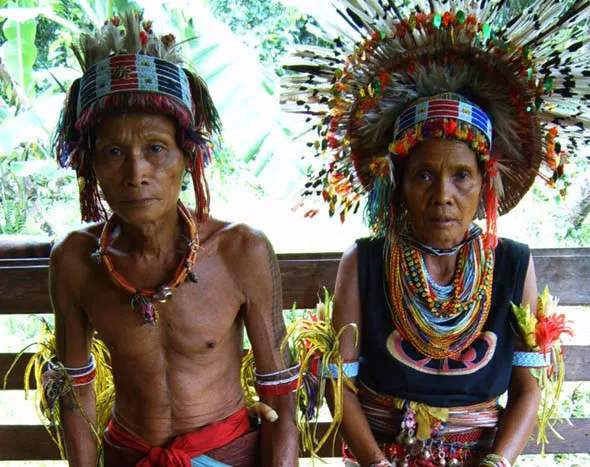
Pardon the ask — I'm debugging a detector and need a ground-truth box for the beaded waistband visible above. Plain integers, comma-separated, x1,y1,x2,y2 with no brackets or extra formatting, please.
358,381,500,443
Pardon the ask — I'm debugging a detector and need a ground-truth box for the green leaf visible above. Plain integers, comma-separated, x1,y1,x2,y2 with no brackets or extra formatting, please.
0,94,64,153
41,10,82,34
74,0,104,28
244,133,270,163
0,17,38,95
11,160,57,178
113,0,142,15
0,6,42,22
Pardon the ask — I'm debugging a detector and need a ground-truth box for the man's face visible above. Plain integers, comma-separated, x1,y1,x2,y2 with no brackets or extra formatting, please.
92,113,186,225
402,138,483,250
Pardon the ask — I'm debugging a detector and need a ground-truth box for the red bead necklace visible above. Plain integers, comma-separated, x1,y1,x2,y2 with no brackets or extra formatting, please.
91,200,200,325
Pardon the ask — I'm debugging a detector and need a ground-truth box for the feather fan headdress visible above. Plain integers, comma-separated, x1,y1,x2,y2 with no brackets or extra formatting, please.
282,0,589,242
54,11,221,223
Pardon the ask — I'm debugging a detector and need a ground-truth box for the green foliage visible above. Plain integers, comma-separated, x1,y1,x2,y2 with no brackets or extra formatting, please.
0,140,77,235
209,0,322,76
0,0,586,246
1,16,38,95
0,0,296,235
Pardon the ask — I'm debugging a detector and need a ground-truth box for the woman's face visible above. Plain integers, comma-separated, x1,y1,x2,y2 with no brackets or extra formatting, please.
402,139,483,250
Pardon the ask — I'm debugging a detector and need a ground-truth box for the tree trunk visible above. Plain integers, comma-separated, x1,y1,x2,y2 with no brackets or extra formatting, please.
566,173,590,230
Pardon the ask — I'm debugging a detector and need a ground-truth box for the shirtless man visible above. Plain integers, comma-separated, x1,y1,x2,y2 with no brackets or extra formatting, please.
49,13,298,467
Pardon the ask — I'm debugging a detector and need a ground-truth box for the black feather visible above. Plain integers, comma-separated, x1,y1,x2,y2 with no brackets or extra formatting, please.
382,0,403,21
568,41,584,53
336,8,363,36
346,7,366,28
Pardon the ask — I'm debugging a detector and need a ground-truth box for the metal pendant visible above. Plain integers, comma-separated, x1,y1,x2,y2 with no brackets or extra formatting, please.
188,270,199,283
153,286,173,303
419,449,432,461
91,248,104,264
141,300,158,326
446,458,460,467
131,293,159,326
403,434,416,447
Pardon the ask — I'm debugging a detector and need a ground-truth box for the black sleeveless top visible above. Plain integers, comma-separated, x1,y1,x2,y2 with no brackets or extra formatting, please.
356,237,530,407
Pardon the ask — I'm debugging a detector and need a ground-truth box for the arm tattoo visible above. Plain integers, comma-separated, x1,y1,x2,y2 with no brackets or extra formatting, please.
60,391,79,412
263,236,287,350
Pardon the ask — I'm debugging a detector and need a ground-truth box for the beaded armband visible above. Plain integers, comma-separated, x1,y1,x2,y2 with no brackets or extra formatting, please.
65,354,97,386
480,453,511,467
281,288,359,456
45,354,97,389
511,287,572,374
322,361,359,379
254,363,300,398
512,351,551,367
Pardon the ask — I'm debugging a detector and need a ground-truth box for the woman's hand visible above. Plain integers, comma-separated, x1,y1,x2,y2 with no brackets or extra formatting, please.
326,244,388,467
487,256,541,463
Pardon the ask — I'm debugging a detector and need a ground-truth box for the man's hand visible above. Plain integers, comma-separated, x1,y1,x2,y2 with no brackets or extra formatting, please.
237,228,299,466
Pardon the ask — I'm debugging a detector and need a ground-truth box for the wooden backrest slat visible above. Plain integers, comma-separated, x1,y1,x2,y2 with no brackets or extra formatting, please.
1,248,589,313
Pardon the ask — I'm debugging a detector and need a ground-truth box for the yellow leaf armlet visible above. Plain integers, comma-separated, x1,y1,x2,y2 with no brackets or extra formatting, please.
510,286,573,453
278,288,359,458
4,319,114,466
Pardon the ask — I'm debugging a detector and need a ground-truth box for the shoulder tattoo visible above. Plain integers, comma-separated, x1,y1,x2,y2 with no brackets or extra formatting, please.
263,236,287,349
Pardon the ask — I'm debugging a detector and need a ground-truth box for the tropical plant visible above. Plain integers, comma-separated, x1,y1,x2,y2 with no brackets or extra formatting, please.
0,0,306,236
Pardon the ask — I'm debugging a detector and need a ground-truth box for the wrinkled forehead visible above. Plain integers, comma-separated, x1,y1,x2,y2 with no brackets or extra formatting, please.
403,139,484,173
93,112,179,138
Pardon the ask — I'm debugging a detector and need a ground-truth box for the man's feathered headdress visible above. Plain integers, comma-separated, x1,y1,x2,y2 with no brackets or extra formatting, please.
54,11,221,223
282,0,589,242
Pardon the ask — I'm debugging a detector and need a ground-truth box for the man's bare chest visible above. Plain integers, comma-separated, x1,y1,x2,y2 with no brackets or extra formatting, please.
80,261,245,357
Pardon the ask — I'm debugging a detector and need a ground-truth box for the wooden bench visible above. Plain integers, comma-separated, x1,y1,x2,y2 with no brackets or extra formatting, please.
0,239,589,460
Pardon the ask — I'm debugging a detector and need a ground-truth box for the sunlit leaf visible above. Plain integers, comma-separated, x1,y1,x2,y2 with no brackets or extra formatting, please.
0,94,64,153
0,17,38,95
11,160,58,178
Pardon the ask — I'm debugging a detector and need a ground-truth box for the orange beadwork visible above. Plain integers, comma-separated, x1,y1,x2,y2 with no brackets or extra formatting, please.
93,200,200,325
386,235,494,360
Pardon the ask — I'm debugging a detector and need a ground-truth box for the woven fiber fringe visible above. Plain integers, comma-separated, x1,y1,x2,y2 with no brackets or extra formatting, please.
3,320,113,466
282,288,358,458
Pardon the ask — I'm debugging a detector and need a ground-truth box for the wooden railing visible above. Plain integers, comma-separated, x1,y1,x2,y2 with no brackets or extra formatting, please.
0,240,588,460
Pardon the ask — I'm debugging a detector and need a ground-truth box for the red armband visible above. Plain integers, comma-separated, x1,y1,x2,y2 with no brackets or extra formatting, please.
254,363,300,397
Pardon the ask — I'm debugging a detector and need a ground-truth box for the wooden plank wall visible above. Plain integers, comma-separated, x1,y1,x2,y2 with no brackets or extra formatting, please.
0,247,589,460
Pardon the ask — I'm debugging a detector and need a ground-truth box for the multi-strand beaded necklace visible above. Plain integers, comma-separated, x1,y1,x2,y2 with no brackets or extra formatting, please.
386,228,494,360
91,200,200,325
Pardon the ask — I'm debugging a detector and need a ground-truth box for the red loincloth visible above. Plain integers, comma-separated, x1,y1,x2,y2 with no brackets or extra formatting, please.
103,407,259,467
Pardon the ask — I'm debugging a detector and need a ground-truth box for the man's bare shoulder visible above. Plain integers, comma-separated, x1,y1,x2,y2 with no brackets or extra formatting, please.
50,224,103,274
199,217,273,277
200,217,268,252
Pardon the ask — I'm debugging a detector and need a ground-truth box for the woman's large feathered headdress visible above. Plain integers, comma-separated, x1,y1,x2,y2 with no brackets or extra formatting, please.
282,0,589,240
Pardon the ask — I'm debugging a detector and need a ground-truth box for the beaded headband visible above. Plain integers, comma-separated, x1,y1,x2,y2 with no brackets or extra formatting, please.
77,54,194,125
390,93,492,160
282,1,589,240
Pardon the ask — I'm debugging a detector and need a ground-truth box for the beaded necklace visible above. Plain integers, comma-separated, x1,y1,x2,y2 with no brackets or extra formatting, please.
399,226,482,257
385,229,494,359
91,200,200,326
